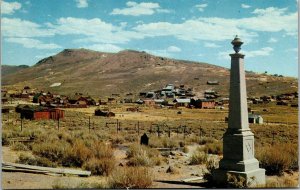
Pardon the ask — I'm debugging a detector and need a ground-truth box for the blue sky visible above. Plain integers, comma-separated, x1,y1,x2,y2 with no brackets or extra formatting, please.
1,0,298,77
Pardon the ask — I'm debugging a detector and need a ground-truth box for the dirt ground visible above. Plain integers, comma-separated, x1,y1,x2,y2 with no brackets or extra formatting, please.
2,145,210,189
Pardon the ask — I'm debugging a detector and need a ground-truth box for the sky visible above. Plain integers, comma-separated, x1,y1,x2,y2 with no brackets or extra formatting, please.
1,0,299,77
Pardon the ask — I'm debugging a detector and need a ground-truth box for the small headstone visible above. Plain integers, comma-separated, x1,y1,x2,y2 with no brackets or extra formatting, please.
140,133,149,145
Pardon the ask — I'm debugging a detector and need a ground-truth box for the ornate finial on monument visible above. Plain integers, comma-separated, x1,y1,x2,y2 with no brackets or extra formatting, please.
231,35,243,53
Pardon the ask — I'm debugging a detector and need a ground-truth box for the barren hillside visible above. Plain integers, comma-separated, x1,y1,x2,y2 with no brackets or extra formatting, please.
2,49,297,98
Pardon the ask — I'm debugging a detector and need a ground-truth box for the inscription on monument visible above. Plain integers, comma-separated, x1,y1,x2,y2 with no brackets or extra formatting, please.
244,139,254,159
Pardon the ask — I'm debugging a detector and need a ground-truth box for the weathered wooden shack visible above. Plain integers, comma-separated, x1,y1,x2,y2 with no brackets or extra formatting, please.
95,109,115,117
18,105,64,120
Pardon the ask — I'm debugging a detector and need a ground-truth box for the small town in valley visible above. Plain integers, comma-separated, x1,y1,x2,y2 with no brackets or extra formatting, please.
1,0,298,189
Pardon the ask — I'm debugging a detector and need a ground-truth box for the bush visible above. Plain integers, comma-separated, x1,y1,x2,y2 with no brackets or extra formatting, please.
91,142,114,159
204,142,223,155
262,176,298,188
32,141,70,163
126,144,161,166
17,153,57,167
2,131,10,146
83,157,115,176
62,140,92,167
189,151,208,165
227,174,250,188
11,142,29,151
108,167,153,188
199,137,215,145
183,146,189,153
256,143,298,175
111,135,125,146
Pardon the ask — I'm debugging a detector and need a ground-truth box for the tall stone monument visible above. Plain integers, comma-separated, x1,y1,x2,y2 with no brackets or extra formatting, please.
212,36,265,186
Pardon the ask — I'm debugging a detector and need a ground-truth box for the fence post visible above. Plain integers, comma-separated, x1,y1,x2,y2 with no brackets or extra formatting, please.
116,122,118,133
157,125,160,137
168,126,171,138
21,117,23,131
58,116,60,131
88,116,90,133
137,121,140,135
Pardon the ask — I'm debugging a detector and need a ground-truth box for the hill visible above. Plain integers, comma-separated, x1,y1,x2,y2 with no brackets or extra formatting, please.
1,49,298,98
1,65,30,77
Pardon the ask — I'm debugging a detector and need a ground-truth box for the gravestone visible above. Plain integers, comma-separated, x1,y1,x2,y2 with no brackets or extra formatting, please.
140,133,149,145
212,36,265,187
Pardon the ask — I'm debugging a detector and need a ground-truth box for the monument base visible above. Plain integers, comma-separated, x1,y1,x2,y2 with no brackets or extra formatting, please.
212,168,265,187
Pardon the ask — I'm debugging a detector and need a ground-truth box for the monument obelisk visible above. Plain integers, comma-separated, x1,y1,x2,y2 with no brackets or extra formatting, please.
212,36,265,186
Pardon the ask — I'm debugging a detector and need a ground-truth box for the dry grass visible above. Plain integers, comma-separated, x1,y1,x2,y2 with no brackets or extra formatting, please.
126,143,162,166
17,153,57,167
62,140,92,167
204,141,223,155
11,142,29,151
263,175,298,188
108,166,153,188
83,157,115,176
32,141,70,164
189,150,208,165
256,143,298,175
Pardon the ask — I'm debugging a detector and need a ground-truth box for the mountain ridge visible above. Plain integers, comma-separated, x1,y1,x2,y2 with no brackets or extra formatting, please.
2,49,297,98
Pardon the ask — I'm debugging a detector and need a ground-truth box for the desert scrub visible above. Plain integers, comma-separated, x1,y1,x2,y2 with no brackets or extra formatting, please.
189,150,208,165
108,166,153,188
256,143,298,175
148,136,179,148
62,140,92,167
17,153,57,167
32,141,71,164
11,142,29,151
227,174,254,188
83,157,115,176
126,143,162,166
204,141,223,155
199,137,215,145
90,142,114,159
110,134,125,146
2,131,10,145
261,175,299,188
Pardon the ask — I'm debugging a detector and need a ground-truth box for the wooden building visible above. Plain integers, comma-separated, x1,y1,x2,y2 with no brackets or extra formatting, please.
18,105,64,120
190,99,215,109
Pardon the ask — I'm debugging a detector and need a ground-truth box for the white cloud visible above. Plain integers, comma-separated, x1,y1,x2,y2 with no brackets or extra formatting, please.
218,47,274,60
143,49,171,58
241,4,251,9
2,18,55,37
1,1,22,14
35,53,56,59
195,3,207,12
75,0,88,8
246,47,273,58
167,46,181,52
110,1,169,16
156,9,171,13
134,7,297,43
83,44,122,52
240,7,297,35
6,37,62,49
268,37,278,43
286,48,298,52
47,17,143,44
204,42,221,48
134,20,256,42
